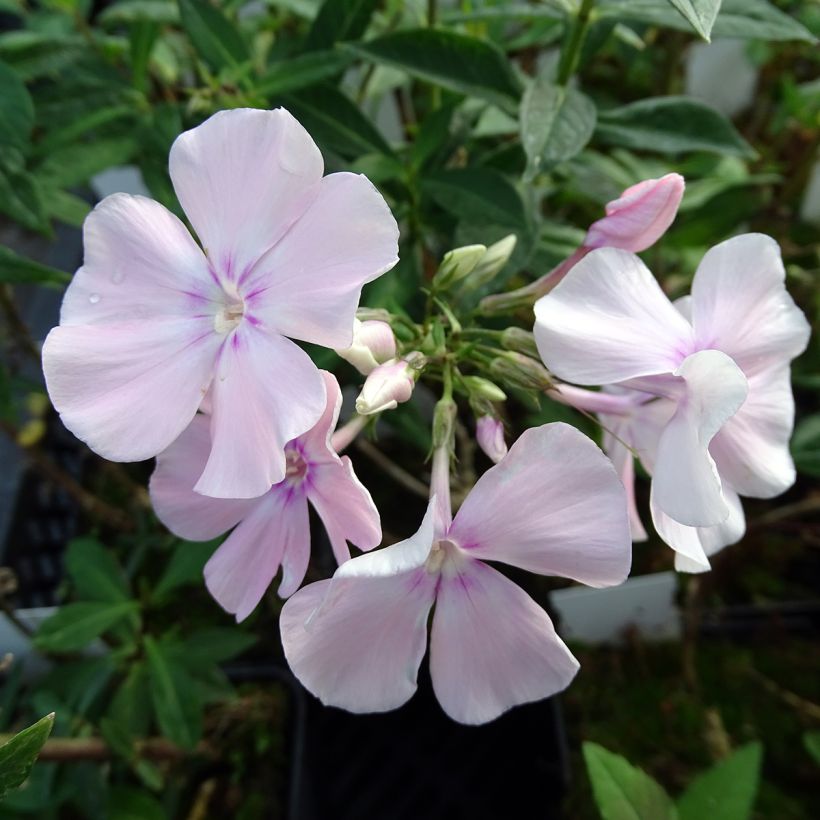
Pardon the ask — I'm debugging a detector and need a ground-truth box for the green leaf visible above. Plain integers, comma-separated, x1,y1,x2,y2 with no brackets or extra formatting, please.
583,742,677,820
345,29,521,108
107,661,152,737
65,537,130,604
0,60,33,152
34,601,137,652
804,732,820,767
0,714,54,800
152,539,220,601
520,77,596,179
256,49,353,97
174,628,257,669
0,244,70,286
597,0,816,42
305,0,378,51
677,743,762,820
283,84,393,158
144,636,201,749
178,0,249,72
107,785,167,820
596,96,754,157
0,150,49,234
791,414,820,477
47,190,92,228
666,0,721,41
422,167,527,229
99,1,180,25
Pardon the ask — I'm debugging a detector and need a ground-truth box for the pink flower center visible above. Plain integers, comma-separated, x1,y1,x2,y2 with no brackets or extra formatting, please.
425,538,463,576
214,284,245,334
284,446,309,486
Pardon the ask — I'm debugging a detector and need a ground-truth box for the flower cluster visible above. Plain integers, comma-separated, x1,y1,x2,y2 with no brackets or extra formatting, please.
42,108,809,724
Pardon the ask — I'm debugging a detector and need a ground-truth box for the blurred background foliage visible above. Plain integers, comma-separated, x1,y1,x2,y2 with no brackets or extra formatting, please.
0,0,818,817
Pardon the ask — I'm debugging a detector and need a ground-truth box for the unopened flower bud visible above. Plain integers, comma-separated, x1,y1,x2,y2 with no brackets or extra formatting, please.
585,173,685,253
500,327,539,359
476,416,507,463
465,234,517,291
432,397,457,450
355,353,425,415
489,352,553,392
433,244,486,291
336,318,397,375
461,375,506,403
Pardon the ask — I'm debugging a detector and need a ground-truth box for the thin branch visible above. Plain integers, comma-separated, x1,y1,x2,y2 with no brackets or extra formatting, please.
0,735,216,762
353,438,430,499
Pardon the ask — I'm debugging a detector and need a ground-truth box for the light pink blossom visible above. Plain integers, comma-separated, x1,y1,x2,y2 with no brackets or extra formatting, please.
535,234,810,570
336,318,397,375
280,423,631,724
355,354,422,415
42,108,399,499
476,416,507,463
585,173,685,253
149,371,381,622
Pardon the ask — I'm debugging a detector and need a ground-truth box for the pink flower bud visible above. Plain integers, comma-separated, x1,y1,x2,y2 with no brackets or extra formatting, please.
476,416,507,463
355,354,423,415
584,173,685,253
336,319,397,375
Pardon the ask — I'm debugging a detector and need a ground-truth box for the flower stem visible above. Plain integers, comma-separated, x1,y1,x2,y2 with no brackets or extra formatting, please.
556,0,596,86
547,383,638,416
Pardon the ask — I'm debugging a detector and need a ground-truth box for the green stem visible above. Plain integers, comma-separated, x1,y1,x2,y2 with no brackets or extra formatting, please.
556,0,595,86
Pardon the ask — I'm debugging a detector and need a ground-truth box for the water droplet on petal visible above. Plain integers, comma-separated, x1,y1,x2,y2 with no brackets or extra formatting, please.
89,293,101,304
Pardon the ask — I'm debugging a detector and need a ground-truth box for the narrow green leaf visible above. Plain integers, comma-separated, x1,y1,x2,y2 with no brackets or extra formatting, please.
107,785,167,820
583,742,677,820
597,0,816,43
520,77,596,179
666,0,722,41
172,628,257,669
47,190,92,228
99,1,180,25
283,84,393,158
677,743,762,820
0,151,50,234
345,29,521,107
152,539,219,601
0,60,34,152
144,636,202,749
422,167,527,229
0,714,54,800
257,49,353,97
178,0,249,71
107,662,152,737
791,414,820,477
305,0,378,51
596,96,754,157
0,244,70,286
65,537,130,604
804,732,820,767
34,602,137,652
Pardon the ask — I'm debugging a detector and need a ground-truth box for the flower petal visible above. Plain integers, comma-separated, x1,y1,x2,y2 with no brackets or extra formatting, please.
42,318,219,462
430,558,579,725
449,423,631,588
711,365,797,498
244,172,399,349
280,569,437,713
534,247,694,385
60,194,215,326
653,350,748,527
204,488,309,621
691,234,810,377
602,420,647,542
149,415,255,541
194,325,326,499
308,457,381,565
650,491,711,573
169,108,323,282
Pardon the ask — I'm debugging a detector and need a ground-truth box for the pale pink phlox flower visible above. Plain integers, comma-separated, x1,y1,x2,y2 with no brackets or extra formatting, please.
43,107,399,499
535,234,810,571
149,371,381,622
280,423,631,725
475,415,508,463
